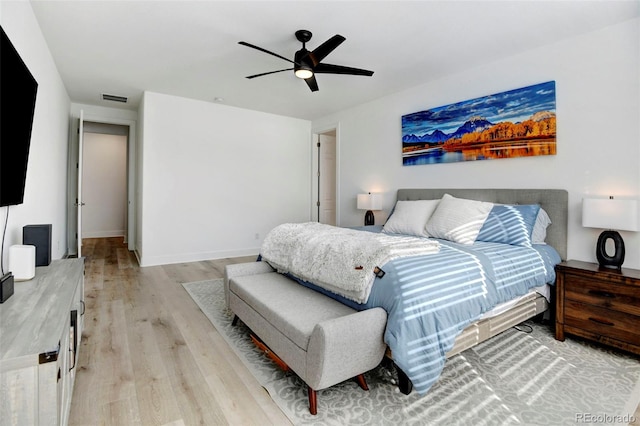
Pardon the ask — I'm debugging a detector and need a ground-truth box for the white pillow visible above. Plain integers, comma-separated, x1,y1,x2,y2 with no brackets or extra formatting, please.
425,194,493,244
532,208,552,244
383,199,440,237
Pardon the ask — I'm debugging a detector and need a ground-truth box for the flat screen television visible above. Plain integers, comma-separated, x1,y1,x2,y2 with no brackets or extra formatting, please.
1,25,39,207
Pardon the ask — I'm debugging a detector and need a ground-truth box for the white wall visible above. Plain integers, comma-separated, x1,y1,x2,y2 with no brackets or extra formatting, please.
137,92,312,266
81,133,127,238
0,1,70,267
312,18,640,269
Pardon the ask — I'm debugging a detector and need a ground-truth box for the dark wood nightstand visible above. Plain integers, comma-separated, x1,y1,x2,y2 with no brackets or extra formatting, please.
555,260,640,355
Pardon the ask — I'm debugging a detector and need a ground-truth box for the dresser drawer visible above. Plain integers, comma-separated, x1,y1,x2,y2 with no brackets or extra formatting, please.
564,275,640,317
564,299,640,346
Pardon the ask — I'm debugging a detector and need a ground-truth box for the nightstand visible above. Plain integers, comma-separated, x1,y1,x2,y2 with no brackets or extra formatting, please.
555,260,640,355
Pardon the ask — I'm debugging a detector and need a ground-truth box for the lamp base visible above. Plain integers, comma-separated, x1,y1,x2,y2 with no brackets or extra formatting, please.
596,230,625,269
364,210,375,226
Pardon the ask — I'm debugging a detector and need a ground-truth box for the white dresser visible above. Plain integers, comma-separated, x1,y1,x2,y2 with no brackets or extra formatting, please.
0,258,84,426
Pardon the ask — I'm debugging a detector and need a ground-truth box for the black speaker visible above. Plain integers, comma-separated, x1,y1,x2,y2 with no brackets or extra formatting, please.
23,224,52,267
0,273,14,303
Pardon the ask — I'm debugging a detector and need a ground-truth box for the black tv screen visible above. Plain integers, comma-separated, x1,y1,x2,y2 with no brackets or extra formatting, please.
1,26,38,207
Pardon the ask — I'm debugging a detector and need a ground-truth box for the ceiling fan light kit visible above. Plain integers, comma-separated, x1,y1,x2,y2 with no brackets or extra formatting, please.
294,69,313,80
239,29,374,92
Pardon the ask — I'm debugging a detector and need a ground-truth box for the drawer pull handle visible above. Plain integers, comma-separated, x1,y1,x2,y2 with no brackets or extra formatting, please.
588,317,614,327
588,290,615,299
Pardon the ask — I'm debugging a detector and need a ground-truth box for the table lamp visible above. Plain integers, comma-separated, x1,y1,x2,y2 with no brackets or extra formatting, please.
357,193,382,226
582,197,638,269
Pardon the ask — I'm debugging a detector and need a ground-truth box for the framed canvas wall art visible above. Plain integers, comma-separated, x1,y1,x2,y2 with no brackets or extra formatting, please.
402,81,556,166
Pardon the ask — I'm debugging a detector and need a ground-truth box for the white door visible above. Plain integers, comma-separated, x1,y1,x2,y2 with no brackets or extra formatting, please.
76,110,84,257
318,134,336,225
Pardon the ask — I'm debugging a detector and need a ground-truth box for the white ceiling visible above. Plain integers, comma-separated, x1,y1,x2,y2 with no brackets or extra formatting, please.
30,0,639,121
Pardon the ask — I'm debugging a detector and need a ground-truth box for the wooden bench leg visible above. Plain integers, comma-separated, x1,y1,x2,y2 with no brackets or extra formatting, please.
231,315,239,326
355,374,369,391
308,387,317,415
249,334,289,372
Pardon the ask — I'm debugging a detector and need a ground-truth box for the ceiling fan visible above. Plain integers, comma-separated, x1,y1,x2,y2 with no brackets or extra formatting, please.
238,30,374,92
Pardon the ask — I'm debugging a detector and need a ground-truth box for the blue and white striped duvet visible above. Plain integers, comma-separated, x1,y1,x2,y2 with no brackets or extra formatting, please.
292,233,561,395
365,239,560,394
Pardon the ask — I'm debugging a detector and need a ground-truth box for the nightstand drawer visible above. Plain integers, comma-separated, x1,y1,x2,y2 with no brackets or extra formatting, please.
564,299,640,346
564,275,640,316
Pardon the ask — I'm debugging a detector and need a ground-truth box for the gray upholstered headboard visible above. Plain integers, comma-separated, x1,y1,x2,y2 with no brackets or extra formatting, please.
396,188,568,260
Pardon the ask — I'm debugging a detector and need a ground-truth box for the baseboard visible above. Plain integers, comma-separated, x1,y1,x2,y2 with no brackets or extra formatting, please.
138,247,260,267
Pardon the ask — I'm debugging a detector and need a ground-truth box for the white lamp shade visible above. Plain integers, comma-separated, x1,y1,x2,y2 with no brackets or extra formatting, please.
582,198,638,231
357,193,382,211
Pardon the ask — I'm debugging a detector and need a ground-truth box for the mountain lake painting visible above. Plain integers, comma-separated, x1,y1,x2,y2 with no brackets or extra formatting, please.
402,81,556,166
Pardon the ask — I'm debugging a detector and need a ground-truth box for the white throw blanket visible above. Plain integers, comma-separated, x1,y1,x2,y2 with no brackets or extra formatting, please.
260,222,440,304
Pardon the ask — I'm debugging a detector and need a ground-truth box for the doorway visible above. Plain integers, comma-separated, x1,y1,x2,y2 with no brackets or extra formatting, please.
67,115,136,257
312,126,338,225
82,122,128,239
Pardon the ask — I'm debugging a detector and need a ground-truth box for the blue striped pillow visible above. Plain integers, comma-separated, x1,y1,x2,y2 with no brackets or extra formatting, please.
476,204,540,247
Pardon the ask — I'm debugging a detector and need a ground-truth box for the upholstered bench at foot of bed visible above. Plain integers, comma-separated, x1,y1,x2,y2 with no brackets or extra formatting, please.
224,262,387,415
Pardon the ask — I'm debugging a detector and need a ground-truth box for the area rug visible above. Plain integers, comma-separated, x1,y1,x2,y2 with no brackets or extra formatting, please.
183,279,640,425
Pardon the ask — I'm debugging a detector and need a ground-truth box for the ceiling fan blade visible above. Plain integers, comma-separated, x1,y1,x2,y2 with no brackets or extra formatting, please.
308,35,345,66
238,41,296,65
314,63,374,76
304,75,319,92
245,68,293,79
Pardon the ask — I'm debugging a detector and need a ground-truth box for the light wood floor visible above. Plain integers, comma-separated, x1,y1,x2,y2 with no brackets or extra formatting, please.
68,237,291,425
69,237,640,426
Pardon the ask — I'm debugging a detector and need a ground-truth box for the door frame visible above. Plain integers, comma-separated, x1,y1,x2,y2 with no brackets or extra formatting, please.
311,123,340,225
77,111,84,257
67,114,137,255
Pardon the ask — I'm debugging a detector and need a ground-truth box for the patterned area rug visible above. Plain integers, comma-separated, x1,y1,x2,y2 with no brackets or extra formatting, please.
183,279,640,426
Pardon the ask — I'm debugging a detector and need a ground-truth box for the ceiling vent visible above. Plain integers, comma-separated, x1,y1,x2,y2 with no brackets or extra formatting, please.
102,93,128,103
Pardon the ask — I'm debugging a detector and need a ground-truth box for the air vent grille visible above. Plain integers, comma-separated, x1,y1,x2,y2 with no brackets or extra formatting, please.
102,93,128,103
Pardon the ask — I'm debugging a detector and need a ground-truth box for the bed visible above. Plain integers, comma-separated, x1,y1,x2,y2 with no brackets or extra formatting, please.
260,188,568,395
